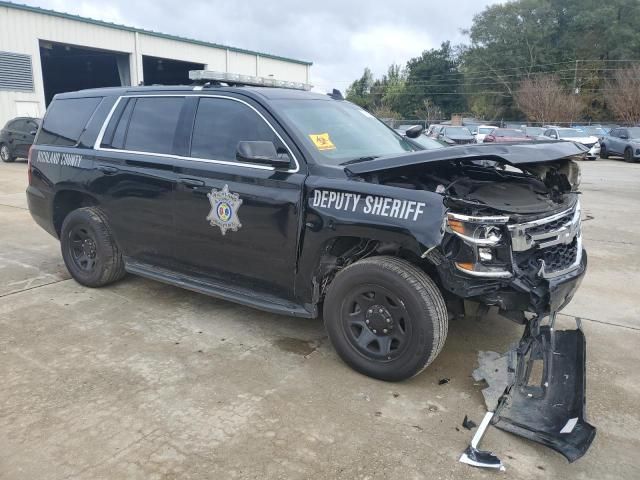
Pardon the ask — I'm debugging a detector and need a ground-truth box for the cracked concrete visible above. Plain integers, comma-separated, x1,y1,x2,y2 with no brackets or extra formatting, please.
1,159,639,479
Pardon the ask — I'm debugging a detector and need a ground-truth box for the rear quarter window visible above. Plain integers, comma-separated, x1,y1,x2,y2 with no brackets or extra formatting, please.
37,97,102,146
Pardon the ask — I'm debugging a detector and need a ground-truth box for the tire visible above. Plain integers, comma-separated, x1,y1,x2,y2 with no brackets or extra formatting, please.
0,143,15,163
60,207,126,288
323,256,448,382
599,144,608,159
624,147,636,163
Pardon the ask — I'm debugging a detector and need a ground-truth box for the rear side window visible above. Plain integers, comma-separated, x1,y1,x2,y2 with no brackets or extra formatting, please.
190,97,281,162
122,97,184,154
37,97,102,146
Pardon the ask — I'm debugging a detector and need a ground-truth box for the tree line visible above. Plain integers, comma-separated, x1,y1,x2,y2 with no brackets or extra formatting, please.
346,0,640,124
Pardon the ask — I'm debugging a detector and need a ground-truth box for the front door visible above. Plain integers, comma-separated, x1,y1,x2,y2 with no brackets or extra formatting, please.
171,95,306,300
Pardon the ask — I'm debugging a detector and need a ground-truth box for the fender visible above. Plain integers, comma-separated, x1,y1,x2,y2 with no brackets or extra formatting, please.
295,175,447,305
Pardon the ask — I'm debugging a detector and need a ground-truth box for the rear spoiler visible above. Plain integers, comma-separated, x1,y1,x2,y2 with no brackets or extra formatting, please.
343,141,587,176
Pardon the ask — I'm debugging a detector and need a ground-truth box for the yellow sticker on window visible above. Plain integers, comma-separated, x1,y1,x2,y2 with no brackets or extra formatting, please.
308,132,336,151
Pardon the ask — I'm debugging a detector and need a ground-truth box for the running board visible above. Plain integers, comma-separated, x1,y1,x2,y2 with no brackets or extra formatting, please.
124,259,314,318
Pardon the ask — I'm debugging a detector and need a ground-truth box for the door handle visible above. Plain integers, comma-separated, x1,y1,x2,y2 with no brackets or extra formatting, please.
178,177,205,188
97,165,119,175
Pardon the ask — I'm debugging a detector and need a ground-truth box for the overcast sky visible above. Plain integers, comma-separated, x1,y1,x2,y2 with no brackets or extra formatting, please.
28,0,502,91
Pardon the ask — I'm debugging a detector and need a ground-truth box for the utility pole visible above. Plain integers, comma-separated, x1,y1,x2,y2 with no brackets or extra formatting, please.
573,59,580,94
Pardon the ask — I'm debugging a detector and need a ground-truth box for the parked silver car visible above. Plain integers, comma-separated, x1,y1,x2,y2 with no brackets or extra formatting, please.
600,127,640,162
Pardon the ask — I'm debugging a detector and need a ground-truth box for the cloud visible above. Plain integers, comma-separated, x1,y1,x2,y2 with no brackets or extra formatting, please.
26,0,503,91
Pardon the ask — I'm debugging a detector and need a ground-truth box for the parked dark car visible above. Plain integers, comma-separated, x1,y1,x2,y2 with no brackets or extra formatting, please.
483,128,533,143
600,127,640,162
437,126,475,145
26,73,593,461
0,116,40,162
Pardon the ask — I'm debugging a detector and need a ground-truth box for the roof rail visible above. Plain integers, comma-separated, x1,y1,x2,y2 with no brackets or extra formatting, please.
189,70,313,91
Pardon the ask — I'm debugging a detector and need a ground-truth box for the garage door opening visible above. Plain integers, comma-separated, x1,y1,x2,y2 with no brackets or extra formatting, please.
142,55,204,86
39,41,130,106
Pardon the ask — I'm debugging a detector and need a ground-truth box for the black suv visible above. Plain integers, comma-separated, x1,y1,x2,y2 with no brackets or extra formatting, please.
0,116,40,162
27,74,593,460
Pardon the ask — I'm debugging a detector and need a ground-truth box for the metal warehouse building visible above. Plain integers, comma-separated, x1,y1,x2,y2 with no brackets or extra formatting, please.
0,1,312,125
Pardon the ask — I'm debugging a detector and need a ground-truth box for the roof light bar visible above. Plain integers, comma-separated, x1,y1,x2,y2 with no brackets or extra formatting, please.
189,70,312,91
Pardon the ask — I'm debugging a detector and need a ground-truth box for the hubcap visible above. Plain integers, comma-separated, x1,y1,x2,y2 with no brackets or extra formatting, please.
69,227,98,272
341,284,411,362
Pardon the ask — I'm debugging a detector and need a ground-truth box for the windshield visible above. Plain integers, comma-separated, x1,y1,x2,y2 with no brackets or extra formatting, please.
583,127,606,135
627,127,640,138
274,99,415,164
478,127,495,134
411,135,446,150
444,127,472,136
495,129,525,137
557,128,584,138
525,127,544,136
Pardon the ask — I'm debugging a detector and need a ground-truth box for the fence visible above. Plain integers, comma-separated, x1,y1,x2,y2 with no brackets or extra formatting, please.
382,118,621,130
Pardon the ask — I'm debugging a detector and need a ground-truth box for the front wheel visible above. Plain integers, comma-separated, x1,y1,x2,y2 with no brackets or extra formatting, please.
624,147,636,163
0,143,14,163
324,256,448,381
599,144,608,159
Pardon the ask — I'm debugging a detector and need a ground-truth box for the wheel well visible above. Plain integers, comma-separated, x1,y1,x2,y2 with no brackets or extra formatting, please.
52,190,99,236
313,236,438,306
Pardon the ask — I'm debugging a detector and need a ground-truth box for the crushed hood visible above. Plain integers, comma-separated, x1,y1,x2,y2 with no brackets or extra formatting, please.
344,141,587,176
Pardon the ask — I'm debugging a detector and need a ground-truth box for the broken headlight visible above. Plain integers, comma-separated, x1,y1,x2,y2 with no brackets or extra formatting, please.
446,213,512,278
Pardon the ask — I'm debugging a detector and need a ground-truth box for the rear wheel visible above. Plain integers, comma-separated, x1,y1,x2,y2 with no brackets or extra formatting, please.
324,256,448,381
624,147,636,163
0,143,14,163
60,207,126,287
599,144,608,159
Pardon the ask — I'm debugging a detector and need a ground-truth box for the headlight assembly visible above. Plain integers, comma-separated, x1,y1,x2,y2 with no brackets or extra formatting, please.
446,213,509,245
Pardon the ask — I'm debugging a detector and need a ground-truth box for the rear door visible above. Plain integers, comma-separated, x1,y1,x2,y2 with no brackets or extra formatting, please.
12,119,36,156
171,95,306,300
608,128,623,154
93,95,184,267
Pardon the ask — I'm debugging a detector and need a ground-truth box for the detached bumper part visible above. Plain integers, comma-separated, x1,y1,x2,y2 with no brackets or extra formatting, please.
464,317,595,470
459,412,505,471
492,324,596,462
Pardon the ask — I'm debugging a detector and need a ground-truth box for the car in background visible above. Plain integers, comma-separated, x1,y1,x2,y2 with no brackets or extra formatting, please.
522,126,546,139
427,124,444,137
483,128,533,143
409,134,448,150
0,117,40,163
600,127,640,162
437,126,475,145
542,127,599,159
471,125,498,143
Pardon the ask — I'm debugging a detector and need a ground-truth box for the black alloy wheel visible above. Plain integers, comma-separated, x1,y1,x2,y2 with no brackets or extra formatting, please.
341,284,412,362
68,225,99,273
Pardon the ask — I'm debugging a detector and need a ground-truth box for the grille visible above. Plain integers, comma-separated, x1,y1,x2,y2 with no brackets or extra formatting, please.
526,210,574,236
535,238,578,273
454,139,474,145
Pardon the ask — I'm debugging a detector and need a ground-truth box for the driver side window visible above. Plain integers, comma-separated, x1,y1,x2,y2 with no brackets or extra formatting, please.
190,97,286,164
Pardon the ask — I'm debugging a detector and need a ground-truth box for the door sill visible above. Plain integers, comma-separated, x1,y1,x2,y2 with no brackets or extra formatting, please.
124,258,314,318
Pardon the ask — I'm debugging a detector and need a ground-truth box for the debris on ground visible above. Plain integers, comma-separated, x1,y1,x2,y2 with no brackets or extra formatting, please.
438,378,450,385
462,415,477,430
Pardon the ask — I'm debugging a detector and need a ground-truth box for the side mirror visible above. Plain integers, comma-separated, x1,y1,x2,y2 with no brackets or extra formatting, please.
236,141,290,168
404,125,424,138
550,134,557,139
620,134,628,140
29,130,37,136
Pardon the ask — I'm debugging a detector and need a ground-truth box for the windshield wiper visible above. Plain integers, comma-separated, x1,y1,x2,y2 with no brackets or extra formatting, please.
340,155,379,166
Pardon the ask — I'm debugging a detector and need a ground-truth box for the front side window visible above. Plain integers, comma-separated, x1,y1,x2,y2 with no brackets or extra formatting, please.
122,97,184,154
274,99,415,165
190,98,282,162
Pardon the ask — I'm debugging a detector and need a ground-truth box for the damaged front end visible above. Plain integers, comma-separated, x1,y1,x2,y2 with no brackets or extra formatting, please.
345,142,595,465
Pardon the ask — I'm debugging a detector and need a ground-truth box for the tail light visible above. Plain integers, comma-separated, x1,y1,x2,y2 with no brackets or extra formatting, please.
484,135,495,143
27,146,34,184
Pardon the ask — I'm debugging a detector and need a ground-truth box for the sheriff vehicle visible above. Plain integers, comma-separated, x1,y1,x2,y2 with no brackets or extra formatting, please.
27,71,594,462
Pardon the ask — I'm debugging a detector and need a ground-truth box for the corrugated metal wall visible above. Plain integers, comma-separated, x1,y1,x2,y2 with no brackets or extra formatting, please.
0,5,310,126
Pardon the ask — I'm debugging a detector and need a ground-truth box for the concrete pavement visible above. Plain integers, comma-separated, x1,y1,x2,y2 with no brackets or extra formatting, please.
1,158,639,479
